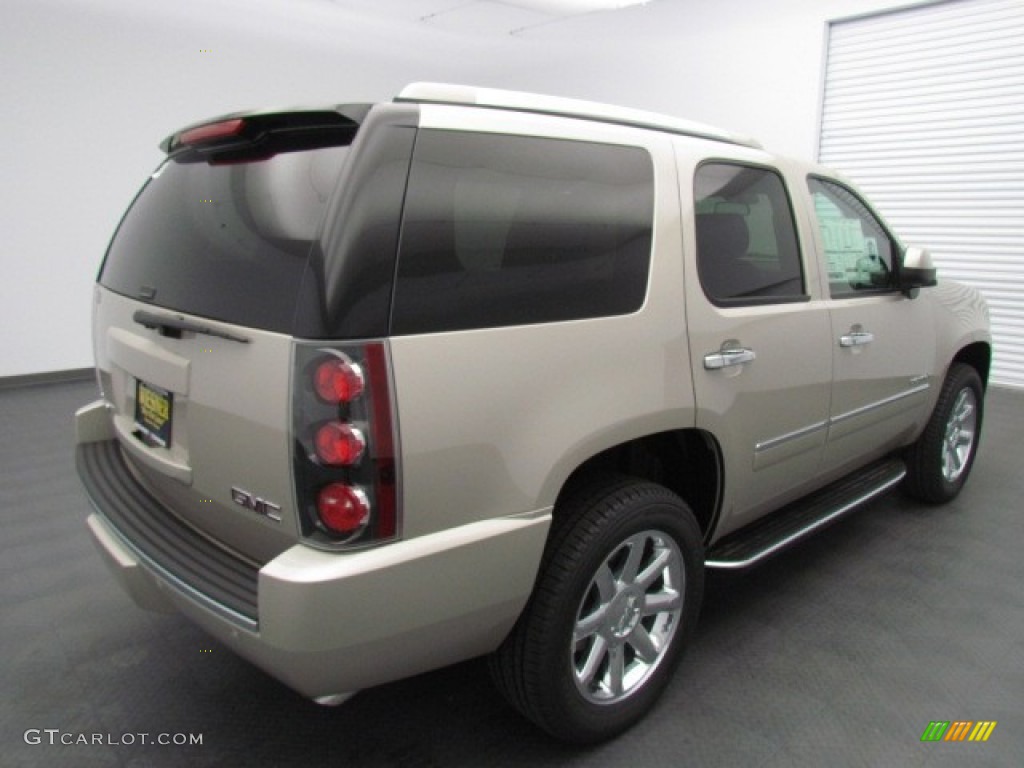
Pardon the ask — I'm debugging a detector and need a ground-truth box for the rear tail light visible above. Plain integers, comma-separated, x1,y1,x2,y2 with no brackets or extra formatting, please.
314,422,366,466
314,357,365,403
292,342,399,548
316,484,371,536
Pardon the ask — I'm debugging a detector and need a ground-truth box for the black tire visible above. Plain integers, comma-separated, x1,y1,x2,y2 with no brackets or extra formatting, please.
489,475,704,744
904,363,984,504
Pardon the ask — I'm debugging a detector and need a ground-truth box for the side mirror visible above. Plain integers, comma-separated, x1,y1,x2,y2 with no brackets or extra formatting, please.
900,246,937,297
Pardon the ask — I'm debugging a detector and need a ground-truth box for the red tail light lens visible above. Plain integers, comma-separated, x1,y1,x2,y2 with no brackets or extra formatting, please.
316,484,370,535
314,358,365,403
314,422,366,466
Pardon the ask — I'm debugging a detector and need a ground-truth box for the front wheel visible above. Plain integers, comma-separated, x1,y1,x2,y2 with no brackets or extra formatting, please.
489,476,704,743
905,363,984,503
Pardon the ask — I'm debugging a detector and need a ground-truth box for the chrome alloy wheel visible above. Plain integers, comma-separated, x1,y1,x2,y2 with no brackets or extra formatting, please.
941,386,978,483
572,530,684,705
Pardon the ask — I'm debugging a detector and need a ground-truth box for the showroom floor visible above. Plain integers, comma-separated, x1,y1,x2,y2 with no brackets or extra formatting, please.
2,378,1022,768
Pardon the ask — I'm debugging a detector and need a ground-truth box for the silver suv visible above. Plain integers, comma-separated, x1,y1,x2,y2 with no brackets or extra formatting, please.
76,83,991,743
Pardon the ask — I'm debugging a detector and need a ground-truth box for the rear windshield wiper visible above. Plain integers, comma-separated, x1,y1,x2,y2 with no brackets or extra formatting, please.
133,310,250,344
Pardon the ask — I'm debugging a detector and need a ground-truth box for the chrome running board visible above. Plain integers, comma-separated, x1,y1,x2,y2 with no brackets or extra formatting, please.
705,457,906,570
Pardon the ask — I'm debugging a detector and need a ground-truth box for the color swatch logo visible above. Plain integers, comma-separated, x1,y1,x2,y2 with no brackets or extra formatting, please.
921,721,997,742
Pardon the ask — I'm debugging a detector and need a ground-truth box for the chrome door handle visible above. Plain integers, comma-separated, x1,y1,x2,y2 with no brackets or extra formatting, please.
704,347,756,370
839,331,875,348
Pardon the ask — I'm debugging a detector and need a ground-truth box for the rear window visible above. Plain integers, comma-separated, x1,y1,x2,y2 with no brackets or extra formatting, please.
100,145,349,333
391,130,654,334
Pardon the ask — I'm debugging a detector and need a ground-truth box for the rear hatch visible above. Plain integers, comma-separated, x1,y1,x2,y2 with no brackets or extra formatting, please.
93,108,365,565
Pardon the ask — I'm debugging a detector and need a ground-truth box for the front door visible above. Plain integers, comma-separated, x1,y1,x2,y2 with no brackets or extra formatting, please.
806,177,936,473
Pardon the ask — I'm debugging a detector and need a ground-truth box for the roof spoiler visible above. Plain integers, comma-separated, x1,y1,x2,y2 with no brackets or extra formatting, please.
161,104,372,163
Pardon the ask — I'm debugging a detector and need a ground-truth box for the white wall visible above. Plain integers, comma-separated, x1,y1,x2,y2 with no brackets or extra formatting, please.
1,0,920,378
0,0,487,378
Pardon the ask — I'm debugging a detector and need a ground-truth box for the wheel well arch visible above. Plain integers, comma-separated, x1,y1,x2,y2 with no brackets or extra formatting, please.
951,341,991,389
554,429,722,543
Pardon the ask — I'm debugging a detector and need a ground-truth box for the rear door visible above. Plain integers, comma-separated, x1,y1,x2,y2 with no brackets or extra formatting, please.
682,156,832,536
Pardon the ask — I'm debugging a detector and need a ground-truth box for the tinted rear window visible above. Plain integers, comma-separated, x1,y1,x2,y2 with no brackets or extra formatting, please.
392,130,654,334
100,146,349,333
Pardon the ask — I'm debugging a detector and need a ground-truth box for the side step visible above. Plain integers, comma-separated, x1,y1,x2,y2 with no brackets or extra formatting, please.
705,457,906,570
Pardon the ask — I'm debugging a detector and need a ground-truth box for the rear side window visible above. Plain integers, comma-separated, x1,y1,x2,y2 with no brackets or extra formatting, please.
694,163,805,305
392,130,654,334
100,146,349,333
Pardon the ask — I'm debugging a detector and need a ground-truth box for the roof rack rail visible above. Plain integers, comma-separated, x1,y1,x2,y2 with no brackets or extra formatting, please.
396,82,762,150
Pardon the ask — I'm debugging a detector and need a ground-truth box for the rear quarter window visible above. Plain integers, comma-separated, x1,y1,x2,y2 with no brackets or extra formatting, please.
391,130,655,334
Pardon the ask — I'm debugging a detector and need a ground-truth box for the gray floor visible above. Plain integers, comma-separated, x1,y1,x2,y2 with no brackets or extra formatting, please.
2,379,1022,768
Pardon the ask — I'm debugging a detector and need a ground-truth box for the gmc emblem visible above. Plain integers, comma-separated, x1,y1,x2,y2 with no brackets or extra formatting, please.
230,487,283,522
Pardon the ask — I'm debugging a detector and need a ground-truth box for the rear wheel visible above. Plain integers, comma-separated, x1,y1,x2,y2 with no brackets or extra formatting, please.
905,363,984,503
490,476,704,743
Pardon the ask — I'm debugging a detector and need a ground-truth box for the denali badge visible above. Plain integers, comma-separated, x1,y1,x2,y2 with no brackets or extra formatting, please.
230,487,282,522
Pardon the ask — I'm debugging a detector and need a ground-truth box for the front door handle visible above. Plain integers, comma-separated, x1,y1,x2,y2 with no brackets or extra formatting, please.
704,347,757,370
839,330,875,348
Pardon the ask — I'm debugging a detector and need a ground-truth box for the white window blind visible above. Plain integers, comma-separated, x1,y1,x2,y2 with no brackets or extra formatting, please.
820,0,1024,387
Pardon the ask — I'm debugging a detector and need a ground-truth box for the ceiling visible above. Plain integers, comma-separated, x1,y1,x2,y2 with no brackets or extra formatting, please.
316,0,656,36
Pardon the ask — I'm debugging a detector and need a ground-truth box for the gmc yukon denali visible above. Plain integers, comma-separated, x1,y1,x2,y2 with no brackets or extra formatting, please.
75,83,991,743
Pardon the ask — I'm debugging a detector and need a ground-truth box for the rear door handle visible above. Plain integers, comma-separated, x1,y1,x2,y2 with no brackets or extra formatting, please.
704,347,756,370
839,330,874,348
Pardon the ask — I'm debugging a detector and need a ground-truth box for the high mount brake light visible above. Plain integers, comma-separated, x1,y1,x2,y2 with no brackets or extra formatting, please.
178,118,246,146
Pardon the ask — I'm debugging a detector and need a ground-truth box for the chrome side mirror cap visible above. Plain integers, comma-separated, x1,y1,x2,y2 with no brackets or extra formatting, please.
901,246,937,296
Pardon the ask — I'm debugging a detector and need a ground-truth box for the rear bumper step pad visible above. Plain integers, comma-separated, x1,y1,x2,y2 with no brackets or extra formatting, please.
76,439,260,624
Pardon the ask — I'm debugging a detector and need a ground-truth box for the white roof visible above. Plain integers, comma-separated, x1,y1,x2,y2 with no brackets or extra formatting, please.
396,82,762,149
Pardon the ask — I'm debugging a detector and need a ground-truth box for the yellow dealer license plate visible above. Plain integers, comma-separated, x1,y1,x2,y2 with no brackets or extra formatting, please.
135,380,173,448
